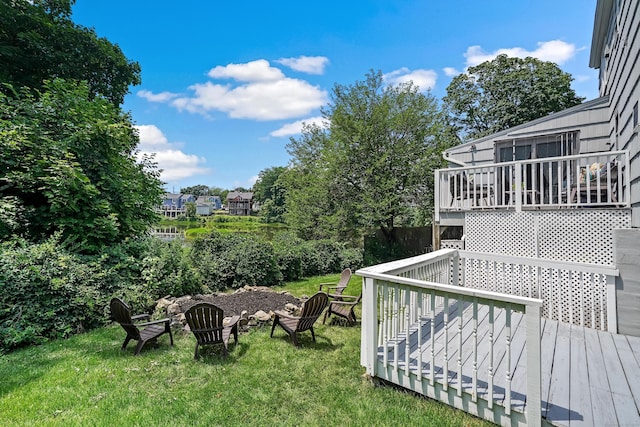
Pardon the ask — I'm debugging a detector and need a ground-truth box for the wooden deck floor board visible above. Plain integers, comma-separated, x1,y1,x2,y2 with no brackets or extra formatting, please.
568,325,593,426
546,321,572,425
599,331,640,426
612,334,640,411
376,303,639,426
540,317,558,418
583,327,617,427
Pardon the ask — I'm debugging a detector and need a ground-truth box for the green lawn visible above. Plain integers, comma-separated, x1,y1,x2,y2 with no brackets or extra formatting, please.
0,274,491,426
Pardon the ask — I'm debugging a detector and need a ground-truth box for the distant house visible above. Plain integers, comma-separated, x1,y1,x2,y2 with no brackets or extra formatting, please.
195,195,222,216
158,193,195,217
226,192,253,216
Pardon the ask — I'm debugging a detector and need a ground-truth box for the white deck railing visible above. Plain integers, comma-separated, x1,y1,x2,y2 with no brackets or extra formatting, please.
458,250,619,332
435,150,630,221
358,249,620,426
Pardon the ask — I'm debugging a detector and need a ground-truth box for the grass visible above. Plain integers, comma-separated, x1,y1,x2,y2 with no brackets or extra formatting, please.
0,274,492,427
159,215,289,240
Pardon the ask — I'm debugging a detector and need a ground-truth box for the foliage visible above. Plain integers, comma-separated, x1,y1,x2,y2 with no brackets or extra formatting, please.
284,70,454,244
185,202,197,219
140,239,203,299
443,54,584,140
0,237,104,350
253,166,287,223
0,79,163,253
0,0,141,106
179,184,209,196
190,232,282,291
272,232,363,281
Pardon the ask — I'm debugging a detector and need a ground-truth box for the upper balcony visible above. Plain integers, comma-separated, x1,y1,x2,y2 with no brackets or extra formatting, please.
434,150,630,223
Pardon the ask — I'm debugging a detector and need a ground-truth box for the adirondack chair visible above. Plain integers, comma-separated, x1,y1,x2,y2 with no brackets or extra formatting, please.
318,268,352,300
270,292,329,347
110,297,173,355
184,302,240,359
323,293,362,326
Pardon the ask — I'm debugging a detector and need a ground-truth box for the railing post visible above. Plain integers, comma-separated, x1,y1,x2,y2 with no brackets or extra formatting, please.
361,277,378,376
452,250,460,287
607,274,617,333
526,303,542,427
434,169,441,222
515,164,522,212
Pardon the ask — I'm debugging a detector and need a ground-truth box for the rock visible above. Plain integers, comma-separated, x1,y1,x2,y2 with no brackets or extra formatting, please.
254,310,271,321
155,298,173,311
284,303,299,312
167,303,182,315
174,295,192,305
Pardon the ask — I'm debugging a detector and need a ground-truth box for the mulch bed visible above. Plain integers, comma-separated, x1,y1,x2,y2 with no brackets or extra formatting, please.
178,290,303,317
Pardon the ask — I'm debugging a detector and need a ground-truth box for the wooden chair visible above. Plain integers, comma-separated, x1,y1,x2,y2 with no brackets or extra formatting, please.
318,268,351,299
184,302,240,359
270,292,329,347
323,293,362,326
110,297,173,355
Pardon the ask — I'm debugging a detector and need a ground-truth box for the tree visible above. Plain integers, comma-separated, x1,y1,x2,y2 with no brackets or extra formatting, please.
253,166,287,223
0,0,141,106
0,79,163,252
285,70,453,243
180,185,210,196
443,54,584,140
185,202,197,218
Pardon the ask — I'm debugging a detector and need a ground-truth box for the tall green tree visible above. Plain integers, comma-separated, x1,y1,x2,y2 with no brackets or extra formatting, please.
285,70,453,243
0,79,163,252
253,166,287,223
0,0,141,106
443,54,584,140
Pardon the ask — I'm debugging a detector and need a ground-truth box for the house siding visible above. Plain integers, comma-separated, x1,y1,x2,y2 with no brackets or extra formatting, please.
597,0,640,226
444,98,611,167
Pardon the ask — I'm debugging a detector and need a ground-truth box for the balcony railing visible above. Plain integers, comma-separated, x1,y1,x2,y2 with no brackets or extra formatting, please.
357,249,619,425
435,150,630,221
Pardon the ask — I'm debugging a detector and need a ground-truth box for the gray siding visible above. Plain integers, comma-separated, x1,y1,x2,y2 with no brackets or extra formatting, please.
444,98,610,167
598,0,640,226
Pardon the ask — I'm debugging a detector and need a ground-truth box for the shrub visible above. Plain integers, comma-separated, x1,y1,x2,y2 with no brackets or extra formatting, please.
141,239,203,299
0,237,103,351
191,232,282,291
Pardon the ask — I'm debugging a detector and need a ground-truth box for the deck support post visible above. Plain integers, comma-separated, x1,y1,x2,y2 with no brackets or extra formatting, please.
525,303,542,427
361,277,378,376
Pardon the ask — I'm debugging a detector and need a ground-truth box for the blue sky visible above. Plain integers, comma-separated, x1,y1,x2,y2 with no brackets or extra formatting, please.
71,0,599,192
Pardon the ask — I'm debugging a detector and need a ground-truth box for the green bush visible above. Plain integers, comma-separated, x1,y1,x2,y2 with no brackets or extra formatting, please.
272,233,363,280
0,237,103,351
191,232,282,291
141,239,203,299
272,233,304,282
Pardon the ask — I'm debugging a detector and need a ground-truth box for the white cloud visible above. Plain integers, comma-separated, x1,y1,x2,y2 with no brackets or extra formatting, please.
208,59,284,82
135,125,210,182
172,75,327,121
275,56,330,74
269,116,327,137
443,67,460,77
383,68,437,91
137,90,179,103
248,175,259,186
139,59,328,121
464,40,577,67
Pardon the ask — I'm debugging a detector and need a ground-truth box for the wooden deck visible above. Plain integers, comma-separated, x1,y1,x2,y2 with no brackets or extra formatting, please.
377,304,640,426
